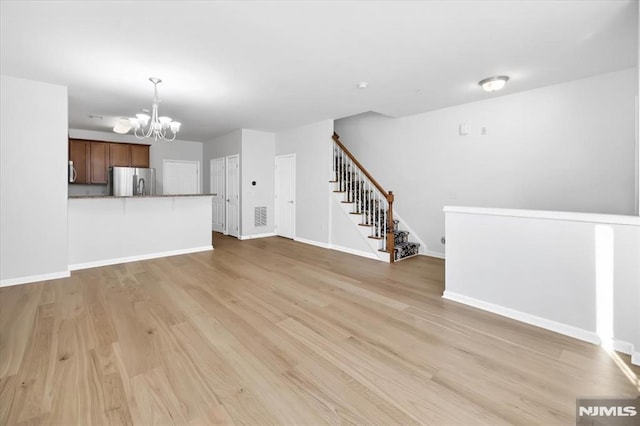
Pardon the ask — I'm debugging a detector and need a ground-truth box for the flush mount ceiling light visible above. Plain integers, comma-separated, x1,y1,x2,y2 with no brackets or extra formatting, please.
357,81,369,89
478,75,509,92
125,77,182,141
113,117,132,134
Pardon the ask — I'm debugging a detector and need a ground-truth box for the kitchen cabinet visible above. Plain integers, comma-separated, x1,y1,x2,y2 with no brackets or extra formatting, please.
109,143,150,168
68,139,151,184
109,143,130,167
69,139,90,183
130,144,150,168
90,142,109,184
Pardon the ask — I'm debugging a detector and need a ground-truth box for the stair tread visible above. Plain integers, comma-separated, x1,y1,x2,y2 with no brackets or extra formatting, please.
358,223,373,227
341,201,354,204
333,190,346,193
368,236,384,240
349,212,362,215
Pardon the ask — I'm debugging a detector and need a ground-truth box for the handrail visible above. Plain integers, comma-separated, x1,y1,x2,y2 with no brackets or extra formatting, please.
332,132,395,263
332,132,388,198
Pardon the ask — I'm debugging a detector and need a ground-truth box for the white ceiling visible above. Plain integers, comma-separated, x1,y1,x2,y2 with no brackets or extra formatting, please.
1,1,637,142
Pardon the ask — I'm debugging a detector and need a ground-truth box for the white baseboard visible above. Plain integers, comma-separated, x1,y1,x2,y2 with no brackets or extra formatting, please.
421,250,445,259
610,340,640,366
329,244,381,261
238,232,277,240
1,270,71,287
294,237,330,249
442,290,601,345
611,339,633,355
69,246,213,271
294,237,383,261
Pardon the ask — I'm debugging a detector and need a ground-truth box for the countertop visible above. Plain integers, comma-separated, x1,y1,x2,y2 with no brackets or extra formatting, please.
69,194,217,199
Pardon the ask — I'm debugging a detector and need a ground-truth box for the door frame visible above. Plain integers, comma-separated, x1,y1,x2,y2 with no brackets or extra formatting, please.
274,154,296,239
225,154,240,237
210,157,225,233
162,159,201,194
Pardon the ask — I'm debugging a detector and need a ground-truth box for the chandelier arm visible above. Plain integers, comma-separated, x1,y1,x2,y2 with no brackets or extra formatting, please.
133,127,146,139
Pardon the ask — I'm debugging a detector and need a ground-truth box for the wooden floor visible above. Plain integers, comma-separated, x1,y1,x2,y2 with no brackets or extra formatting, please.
1,234,638,425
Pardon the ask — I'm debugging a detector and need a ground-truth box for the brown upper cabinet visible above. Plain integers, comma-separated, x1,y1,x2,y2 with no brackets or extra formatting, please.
68,139,150,184
69,139,90,183
109,143,131,167
130,144,150,168
90,142,109,184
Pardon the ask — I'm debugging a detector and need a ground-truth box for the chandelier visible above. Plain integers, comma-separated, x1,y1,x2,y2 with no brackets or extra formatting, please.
128,77,182,141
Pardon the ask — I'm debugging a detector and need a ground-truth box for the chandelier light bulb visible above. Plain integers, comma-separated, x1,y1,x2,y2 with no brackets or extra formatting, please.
170,121,182,133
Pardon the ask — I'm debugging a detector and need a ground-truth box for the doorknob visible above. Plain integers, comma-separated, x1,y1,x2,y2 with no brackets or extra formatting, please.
288,200,294,204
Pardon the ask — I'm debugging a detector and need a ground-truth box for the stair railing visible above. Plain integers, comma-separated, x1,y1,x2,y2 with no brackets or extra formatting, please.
331,132,395,263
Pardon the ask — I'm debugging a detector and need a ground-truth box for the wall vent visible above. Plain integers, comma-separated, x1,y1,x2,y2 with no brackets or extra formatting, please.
254,206,267,227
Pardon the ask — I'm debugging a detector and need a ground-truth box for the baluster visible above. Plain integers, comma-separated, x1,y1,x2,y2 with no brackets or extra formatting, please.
372,190,376,235
374,191,379,237
336,147,340,189
368,184,372,228
347,159,353,202
356,168,361,213
339,150,344,191
377,192,381,238
352,162,356,203
364,179,368,224
362,179,366,222
345,157,349,200
333,143,340,181
351,160,355,203
383,198,387,249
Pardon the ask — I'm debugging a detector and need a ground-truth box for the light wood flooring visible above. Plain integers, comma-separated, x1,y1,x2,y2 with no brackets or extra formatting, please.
1,233,638,425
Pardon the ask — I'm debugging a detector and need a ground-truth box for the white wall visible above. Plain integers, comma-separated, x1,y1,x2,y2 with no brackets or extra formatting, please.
636,4,639,216
203,129,242,194
336,68,639,257
444,206,640,365
1,75,69,285
275,120,334,245
329,195,377,255
67,128,204,195
241,129,275,237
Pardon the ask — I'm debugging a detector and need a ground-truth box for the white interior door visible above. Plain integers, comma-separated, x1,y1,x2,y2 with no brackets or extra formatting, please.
163,160,200,195
210,158,225,232
275,154,295,239
226,155,240,237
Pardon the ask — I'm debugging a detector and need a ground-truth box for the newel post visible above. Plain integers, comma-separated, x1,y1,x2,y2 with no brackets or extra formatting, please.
387,191,395,263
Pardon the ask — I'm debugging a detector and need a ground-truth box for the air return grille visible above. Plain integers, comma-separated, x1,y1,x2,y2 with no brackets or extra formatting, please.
254,206,267,227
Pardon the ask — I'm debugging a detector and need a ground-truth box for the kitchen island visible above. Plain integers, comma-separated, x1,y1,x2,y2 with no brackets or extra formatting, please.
68,194,213,270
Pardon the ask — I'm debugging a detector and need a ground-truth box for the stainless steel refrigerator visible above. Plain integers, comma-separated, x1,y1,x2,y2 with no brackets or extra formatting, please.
109,167,156,196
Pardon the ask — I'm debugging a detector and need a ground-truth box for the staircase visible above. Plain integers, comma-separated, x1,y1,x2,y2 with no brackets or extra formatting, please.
331,132,420,263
